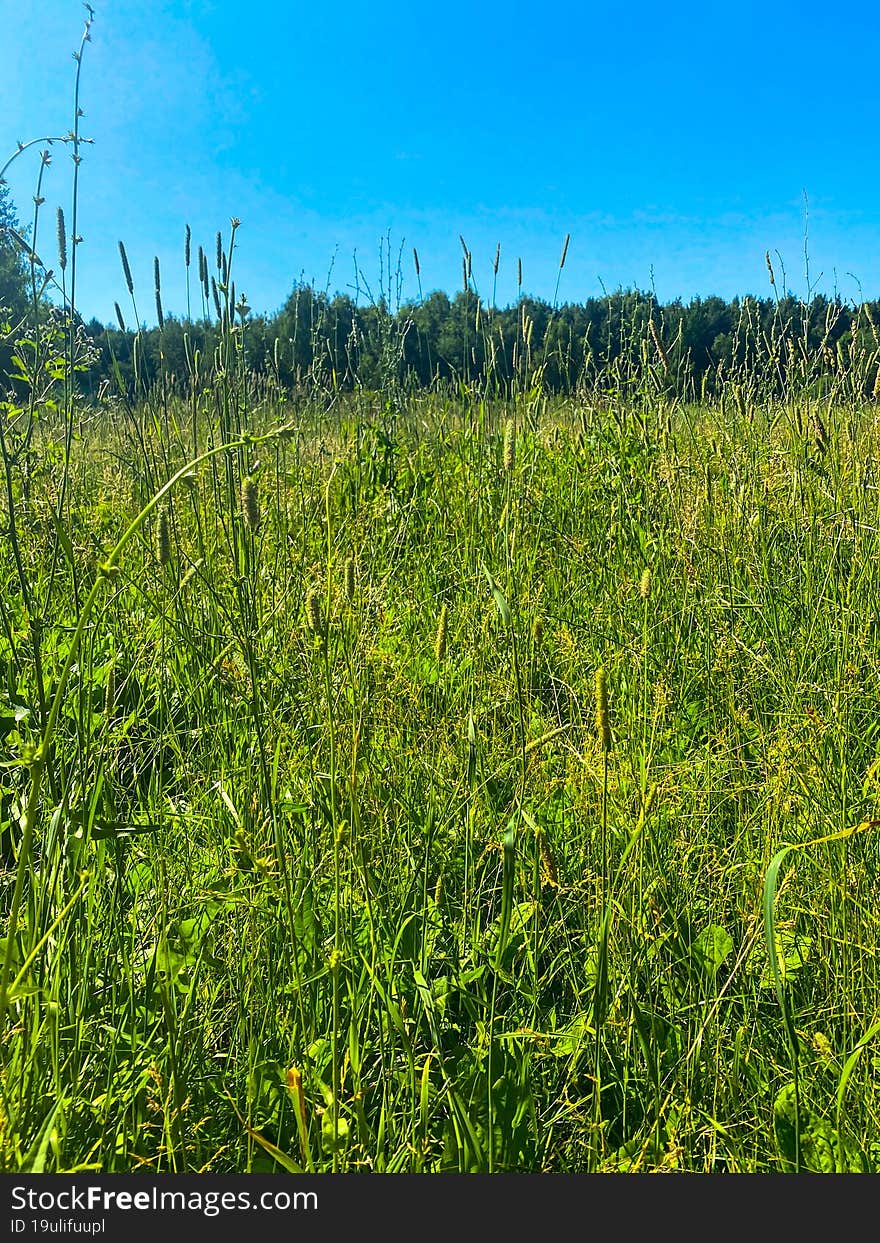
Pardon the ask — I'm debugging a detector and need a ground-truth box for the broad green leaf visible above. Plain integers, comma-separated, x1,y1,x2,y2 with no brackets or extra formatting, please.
692,924,734,978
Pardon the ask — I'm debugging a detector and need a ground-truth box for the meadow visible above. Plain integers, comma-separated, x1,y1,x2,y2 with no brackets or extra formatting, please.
4,16,880,1177
4,337,880,1171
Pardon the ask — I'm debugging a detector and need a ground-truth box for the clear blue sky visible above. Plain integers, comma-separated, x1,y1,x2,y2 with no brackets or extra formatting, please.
3,0,880,325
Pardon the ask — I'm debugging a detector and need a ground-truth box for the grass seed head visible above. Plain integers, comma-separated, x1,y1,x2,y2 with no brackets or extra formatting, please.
241,475,260,532
559,233,570,271
118,240,134,294
156,506,171,567
153,256,164,327
536,825,559,887
56,207,67,272
104,662,116,717
639,567,652,600
344,556,356,602
810,410,829,454
305,587,325,639
503,419,516,471
648,319,669,370
735,385,748,422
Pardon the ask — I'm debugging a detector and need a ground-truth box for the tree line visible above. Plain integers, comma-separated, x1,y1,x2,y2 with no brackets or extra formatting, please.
4,186,880,401
79,285,880,402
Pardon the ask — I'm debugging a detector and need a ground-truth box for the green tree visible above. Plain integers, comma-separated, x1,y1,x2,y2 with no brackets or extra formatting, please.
0,183,30,376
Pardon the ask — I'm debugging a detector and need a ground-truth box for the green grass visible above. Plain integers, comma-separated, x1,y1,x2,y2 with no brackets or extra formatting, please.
3,379,880,1172
3,10,880,1173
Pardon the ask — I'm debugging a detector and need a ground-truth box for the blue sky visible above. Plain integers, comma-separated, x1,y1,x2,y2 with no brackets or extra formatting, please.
3,0,880,325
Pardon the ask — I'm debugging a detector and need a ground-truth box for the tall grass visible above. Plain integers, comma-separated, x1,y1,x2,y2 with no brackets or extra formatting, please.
3,13,880,1175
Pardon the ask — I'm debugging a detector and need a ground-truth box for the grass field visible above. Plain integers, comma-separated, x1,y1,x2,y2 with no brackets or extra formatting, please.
3,362,880,1172
3,10,880,1174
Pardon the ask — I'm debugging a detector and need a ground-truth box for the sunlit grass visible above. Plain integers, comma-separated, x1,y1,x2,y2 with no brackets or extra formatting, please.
3,8,880,1176
3,379,880,1172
